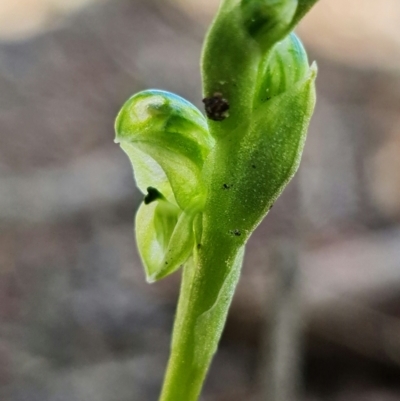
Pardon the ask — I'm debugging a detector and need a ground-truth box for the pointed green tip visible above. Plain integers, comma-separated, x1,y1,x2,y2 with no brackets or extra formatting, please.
146,274,157,284
310,60,318,76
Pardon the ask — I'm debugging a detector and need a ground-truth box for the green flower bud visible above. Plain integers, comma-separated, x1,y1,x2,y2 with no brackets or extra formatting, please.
201,28,316,239
241,0,297,50
255,33,310,103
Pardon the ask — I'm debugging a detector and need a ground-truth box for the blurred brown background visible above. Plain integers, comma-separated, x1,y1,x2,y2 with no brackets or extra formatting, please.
1,0,400,400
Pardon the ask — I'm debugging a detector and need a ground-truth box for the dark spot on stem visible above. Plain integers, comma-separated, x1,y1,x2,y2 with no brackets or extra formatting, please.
197,244,202,250
252,164,256,169
223,183,231,190
202,92,229,121
229,229,242,237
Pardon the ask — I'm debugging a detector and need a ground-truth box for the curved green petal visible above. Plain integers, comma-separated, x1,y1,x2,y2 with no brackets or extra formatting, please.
149,210,197,282
115,90,214,210
135,199,179,280
119,143,174,202
136,196,198,282
255,33,310,104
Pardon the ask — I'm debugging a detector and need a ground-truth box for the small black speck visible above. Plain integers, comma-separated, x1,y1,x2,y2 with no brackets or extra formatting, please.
197,244,202,250
252,164,256,169
230,229,241,237
266,96,271,101
269,204,274,210
223,183,231,190
165,261,168,265
144,187,164,204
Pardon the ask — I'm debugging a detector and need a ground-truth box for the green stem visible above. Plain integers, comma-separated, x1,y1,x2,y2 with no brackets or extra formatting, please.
159,239,245,401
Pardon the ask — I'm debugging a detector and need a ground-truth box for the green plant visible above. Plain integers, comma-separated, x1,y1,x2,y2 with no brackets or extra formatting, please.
115,0,318,400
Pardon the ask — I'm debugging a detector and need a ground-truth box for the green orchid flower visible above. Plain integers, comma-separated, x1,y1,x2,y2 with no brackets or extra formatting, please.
115,90,214,282
115,1,318,400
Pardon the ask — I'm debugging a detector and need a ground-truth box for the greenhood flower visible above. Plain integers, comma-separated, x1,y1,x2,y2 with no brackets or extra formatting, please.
115,90,214,281
114,0,318,400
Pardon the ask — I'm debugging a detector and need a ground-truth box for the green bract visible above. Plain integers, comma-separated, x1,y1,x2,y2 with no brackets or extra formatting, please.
115,1,318,400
